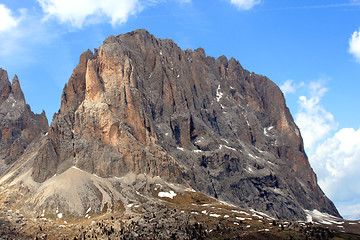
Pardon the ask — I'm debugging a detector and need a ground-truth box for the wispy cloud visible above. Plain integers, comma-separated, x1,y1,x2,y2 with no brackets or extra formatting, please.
291,80,360,219
295,80,337,149
263,1,360,11
349,28,360,63
37,0,144,28
311,128,360,219
279,79,305,95
0,4,25,32
228,0,261,10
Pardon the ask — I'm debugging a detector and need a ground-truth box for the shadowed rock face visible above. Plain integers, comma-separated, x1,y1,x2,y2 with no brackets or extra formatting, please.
0,69,48,169
25,29,338,220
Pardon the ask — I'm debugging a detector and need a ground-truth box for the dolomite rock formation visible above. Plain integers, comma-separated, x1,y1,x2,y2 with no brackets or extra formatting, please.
1,30,340,221
0,69,48,171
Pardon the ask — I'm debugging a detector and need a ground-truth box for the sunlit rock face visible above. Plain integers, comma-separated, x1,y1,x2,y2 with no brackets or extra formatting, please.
2,30,339,221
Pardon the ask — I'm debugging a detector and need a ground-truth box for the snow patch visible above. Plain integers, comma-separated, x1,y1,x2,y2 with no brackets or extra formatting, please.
210,213,221,218
57,213,63,219
216,85,224,103
186,187,196,192
250,209,274,220
304,209,342,224
195,137,203,144
264,126,274,137
231,210,250,215
219,145,236,151
248,153,257,159
86,207,91,214
158,191,177,199
177,147,185,151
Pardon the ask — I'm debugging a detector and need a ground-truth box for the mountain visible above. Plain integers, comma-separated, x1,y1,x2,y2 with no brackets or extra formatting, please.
0,29,340,228
0,69,48,172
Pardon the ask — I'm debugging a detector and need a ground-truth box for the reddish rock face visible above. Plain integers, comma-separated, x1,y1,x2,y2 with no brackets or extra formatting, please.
27,30,338,220
0,69,48,168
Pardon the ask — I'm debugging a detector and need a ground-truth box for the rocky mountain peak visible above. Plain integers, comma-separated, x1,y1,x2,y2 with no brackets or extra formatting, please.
0,69,11,106
0,30,340,222
11,74,25,102
0,71,48,166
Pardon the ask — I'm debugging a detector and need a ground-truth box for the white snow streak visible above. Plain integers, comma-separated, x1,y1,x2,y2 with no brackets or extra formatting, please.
158,191,177,199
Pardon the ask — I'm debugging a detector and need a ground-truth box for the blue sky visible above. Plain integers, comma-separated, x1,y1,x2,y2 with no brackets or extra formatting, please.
0,0,359,219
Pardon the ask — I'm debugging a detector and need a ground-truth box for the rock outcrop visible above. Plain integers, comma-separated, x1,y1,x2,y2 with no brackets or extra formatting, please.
0,30,340,221
0,69,48,171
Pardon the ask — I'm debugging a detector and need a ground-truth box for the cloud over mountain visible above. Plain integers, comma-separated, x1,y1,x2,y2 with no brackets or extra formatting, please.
284,79,360,219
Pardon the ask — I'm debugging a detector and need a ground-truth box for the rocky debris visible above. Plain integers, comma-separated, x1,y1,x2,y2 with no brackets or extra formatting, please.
0,206,30,239
0,186,359,240
0,29,339,222
0,68,48,171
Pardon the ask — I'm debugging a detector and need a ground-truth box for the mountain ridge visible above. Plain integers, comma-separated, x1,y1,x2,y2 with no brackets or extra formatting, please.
0,29,340,223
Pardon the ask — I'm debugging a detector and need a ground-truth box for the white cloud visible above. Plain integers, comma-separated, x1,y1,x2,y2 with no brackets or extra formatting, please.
295,80,337,149
291,80,360,219
280,80,296,95
37,0,144,28
310,128,360,219
349,28,360,63
0,4,23,32
229,0,261,10
337,203,360,220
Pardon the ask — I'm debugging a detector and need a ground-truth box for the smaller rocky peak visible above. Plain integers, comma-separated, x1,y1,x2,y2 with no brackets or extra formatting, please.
103,35,116,44
0,69,11,105
35,109,49,131
0,68,10,86
228,57,244,73
129,28,151,36
193,47,206,60
216,55,228,66
79,49,95,67
11,74,25,102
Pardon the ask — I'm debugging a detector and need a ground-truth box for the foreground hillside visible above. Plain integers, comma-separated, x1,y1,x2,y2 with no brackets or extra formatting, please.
0,182,359,239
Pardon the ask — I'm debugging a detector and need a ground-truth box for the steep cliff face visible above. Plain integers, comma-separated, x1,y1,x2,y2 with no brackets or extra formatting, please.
0,69,48,172
12,30,339,220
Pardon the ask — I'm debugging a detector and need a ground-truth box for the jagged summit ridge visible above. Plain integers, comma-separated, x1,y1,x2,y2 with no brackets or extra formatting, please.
0,68,48,170
0,30,340,221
